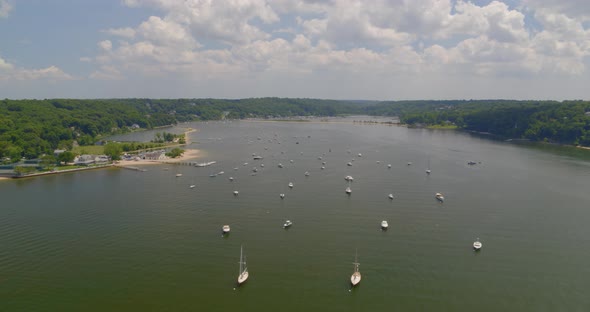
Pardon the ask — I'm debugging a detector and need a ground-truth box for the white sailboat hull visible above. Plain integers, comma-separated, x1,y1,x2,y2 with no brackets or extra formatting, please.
238,271,249,284
350,272,361,286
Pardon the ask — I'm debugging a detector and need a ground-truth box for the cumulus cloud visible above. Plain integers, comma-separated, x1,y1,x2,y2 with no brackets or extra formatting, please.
98,40,113,51
524,0,590,21
90,0,590,92
0,55,73,80
0,0,13,18
104,27,136,38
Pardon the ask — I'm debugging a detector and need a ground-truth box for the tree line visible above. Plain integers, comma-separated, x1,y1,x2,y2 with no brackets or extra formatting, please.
1,98,590,162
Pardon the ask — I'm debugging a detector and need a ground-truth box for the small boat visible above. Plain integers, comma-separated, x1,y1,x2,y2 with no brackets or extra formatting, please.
290,160,294,163
387,164,392,168
209,174,217,177
381,220,388,229
175,173,183,177
233,191,239,196
473,239,482,251
322,162,326,165
233,167,239,170
426,169,431,175
347,162,353,166
283,220,293,228
288,182,294,188
237,245,249,285
222,225,230,233
376,161,380,164
344,176,354,182
189,185,196,189
260,164,264,167
350,250,361,286
435,192,444,202
467,161,477,165
278,163,283,168
253,155,263,160
321,166,325,170
280,193,285,199
229,177,234,181
252,167,258,172
388,194,394,199
407,162,412,166
243,162,248,166
218,171,225,175
345,187,352,194
305,171,310,176
358,153,362,157
318,156,323,160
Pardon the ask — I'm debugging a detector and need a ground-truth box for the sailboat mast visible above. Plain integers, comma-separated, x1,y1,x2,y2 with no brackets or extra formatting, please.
239,245,243,274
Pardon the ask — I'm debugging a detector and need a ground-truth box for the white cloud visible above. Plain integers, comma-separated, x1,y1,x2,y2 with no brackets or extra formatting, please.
98,40,113,51
0,55,73,80
83,0,590,99
104,27,136,38
524,0,590,21
0,0,13,18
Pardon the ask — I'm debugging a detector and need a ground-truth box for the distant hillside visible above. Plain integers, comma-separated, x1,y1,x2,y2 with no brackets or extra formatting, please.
2,98,590,161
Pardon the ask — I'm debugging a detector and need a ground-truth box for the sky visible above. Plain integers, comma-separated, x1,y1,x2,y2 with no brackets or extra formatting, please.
0,0,590,100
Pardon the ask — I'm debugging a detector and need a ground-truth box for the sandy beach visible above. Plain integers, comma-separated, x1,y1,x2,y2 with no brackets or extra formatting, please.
116,148,202,166
0,177,10,181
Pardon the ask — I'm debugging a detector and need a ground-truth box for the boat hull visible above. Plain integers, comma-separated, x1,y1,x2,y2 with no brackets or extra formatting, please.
350,272,361,286
238,271,249,284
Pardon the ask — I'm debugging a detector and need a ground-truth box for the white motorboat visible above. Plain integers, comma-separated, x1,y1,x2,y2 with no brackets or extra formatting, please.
233,191,239,196
237,245,249,285
381,220,389,229
233,167,239,170
229,177,234,181
278,163,284,168
350,250,361,286
253,155,263,160
473,239,482,251
222,225,230,233
260,164,264,167
175,173,183,177
435,192,444,202
388,194,394,199
243,162,248,166
189,185,196,189
344,176,354,182
426,169,431,174
305,171,310,176
218,171,224,175
347,162,353,166
280,193,285,199
321,166,325,170
387,164,392,168
288,182,294,188
290,160,294,163
283,220,293,228
345,187,352,194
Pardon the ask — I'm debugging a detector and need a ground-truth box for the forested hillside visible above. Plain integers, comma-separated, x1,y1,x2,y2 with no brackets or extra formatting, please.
365,100,590,146
2,98,590,162
0,98,365,161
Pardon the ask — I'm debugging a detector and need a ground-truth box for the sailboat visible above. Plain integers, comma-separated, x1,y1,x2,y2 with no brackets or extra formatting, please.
237,245,249,285
350,249,361,286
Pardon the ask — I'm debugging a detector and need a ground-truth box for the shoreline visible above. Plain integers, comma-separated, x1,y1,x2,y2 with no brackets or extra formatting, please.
116,148,202,166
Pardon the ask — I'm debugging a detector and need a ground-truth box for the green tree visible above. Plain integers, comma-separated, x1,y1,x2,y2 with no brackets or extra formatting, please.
40,155,57,168
57,151,75,164
166,147,184,158
104,142,123,160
